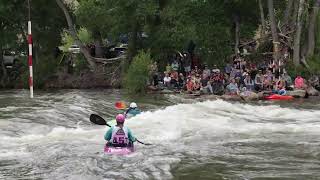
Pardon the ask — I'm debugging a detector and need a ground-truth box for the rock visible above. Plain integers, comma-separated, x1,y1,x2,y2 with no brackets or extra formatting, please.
159,89,176,94
306,87,319,96
147,85,158,91
220,94,242,101
240,91,259,101
286,89,307,98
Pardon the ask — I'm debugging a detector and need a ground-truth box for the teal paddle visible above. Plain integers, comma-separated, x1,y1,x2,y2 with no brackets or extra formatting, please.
89,114,152,146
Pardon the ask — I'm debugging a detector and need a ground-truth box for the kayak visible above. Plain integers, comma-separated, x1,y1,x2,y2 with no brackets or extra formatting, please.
104,144,134,155
264,94,294,100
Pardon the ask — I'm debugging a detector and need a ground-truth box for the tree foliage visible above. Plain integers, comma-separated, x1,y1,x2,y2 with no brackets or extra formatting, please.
124,50,153,94
0,0,320,89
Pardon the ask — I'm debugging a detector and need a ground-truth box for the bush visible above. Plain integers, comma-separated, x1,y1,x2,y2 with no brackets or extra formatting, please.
307,55,320,74
285,55,320,79
123,50,153,94
285,62,309,79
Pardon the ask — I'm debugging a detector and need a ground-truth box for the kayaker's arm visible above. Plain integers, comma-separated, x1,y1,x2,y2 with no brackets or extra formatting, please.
127,128,136,142
104,127,113,141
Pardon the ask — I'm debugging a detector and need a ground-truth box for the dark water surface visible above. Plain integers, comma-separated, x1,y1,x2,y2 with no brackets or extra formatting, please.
0,90,320,180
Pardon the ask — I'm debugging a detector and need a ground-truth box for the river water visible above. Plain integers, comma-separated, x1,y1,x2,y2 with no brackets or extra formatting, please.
0,90,320,180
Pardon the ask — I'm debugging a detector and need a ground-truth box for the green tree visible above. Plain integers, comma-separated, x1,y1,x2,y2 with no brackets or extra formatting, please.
124,50,153,94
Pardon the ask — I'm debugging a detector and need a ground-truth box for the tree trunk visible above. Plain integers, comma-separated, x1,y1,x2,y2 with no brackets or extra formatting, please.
291,0,300,28
55,0,97,71
93,30,104,58
0,28,8,88
258,0,266,36
233,14,240,55
282,0,293,32
307,0,320,57
268,0,280,62
293,0,305,66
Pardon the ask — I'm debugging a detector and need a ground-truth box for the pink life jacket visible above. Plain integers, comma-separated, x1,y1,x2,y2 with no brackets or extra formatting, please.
111,126,129,146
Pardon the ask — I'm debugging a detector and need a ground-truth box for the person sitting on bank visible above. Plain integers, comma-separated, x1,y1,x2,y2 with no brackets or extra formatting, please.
186,76,194,93
163,73,171,88
243,73,254,91
274,78,287,95
200,74,213,94
294,75,305,89
282,72,293,90
226,78,239,95
254,70,264,91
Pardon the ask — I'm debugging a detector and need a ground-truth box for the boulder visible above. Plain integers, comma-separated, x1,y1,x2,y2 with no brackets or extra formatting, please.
220,94,242,101
286,89,307,98
159,89,177,94
306,87,319,96
240,91,259,101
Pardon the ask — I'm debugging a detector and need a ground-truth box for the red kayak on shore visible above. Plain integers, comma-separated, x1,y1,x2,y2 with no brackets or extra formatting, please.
264,94,294,100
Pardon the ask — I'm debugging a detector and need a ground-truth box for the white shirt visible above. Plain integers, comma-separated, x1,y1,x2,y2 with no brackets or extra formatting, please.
164,76,171,83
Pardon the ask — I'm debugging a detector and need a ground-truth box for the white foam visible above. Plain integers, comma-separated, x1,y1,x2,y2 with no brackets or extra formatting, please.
1,99,320,179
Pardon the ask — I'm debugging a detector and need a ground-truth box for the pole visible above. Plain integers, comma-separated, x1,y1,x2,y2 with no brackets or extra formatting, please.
27,0,34,98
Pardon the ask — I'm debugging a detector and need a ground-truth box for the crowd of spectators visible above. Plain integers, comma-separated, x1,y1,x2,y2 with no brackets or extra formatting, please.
149,53,320,96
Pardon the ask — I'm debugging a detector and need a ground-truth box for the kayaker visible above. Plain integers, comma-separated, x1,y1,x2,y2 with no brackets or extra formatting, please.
124,102,141,118
104,114,136,147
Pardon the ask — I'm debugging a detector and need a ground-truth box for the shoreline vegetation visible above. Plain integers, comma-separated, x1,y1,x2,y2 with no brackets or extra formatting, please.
0,0,320,100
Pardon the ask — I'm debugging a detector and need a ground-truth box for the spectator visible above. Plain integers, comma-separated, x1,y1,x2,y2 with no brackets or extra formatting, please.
200,74,213,94
243,73,254,91
254,70,264,91
274,77,287,95
193,74,201,91
263,70,273,90
183,53,192,74
212,65,220,74
176,55,184,73
149,62,158,86
226,78,239,95
170,71,179,88
193,66,201,74
171,59,180,71
178,73,185,89
163,73,171,88
309,74,319,90
282,72,293,90
294,75,305,89
275,78,285,90
202,64,211,79
225,63,232,75
186,76,194,93
211,70,223,94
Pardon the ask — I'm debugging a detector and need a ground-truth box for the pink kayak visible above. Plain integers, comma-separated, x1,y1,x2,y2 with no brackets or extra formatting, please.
104,144,135,155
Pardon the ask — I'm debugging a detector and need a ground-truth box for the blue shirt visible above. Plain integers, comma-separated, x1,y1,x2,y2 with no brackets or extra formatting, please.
125,108,141,117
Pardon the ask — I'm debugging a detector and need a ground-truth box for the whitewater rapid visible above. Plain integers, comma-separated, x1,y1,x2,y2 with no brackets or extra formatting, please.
0,90,320,179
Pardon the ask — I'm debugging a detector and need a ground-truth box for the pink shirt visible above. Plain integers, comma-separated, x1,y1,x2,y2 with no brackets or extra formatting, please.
294,77,304,89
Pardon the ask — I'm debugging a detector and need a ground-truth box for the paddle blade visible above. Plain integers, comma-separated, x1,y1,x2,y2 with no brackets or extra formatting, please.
115,101,127,110
90,114,107,125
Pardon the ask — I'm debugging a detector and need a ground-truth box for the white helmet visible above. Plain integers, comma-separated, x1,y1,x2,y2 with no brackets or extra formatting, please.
130,102,137,108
